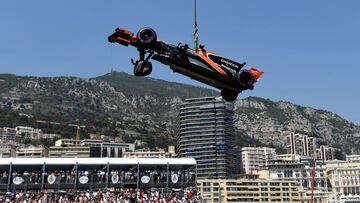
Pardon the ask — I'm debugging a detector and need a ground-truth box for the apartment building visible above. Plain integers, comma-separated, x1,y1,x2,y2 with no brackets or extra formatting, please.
346,155,360,163
15,126,43,139
0,127,18,142
266,159,327,190
327,160,360,197
263,158,329,203
81,139,134,158
123,146,176,158
177,97,238,179
241,147,276,173
16,145,48,158
55,139,82,147
287,132,317,157
276,154,303,161
0,142,16,158
197,174,301,203
48,147,89,158
318,145,343,161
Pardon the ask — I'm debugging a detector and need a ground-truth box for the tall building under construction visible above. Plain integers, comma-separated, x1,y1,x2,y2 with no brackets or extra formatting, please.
177,97,238,179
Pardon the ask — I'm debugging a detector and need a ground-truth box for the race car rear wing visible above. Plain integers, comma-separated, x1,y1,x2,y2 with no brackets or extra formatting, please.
248,68,264,81
108,28,137,47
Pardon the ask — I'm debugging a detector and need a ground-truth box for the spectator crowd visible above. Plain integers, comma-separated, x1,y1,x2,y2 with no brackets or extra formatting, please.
0,188,201,203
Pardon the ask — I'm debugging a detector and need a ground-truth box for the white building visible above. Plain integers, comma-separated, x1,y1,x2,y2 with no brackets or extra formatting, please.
197,174,301,203
16,145,48,158
50,139,135,158
55,139,82,147
276,154,304,161
263,158,329,203
0,127,18,142
329,194,360,203
41,133,59,139
241,147,276,173
346,155,360,163
266,159,327,190
2,126,59,141
81,139,135,158
123,146,176,158
49,139,89,158
318,145,343,161
48,146,90,158
0,142,16,157
15,126,43,139
326,160,360,197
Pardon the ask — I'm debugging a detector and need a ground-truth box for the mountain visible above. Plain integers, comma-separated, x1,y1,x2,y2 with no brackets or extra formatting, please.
1,71,359,153
234,97,360,154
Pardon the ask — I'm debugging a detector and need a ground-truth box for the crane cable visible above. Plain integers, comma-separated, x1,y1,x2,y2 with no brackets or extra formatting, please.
194,0,199,50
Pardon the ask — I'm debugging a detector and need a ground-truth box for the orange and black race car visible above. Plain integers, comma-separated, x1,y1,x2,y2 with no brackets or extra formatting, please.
108,27,264,101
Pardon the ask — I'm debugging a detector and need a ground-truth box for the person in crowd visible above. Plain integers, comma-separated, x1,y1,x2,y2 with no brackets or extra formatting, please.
0,187,201,203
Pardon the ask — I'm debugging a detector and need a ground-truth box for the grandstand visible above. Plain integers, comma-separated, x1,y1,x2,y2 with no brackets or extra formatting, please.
0,157,196,192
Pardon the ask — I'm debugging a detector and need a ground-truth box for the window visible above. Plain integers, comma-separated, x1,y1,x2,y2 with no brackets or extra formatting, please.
203,188,211,192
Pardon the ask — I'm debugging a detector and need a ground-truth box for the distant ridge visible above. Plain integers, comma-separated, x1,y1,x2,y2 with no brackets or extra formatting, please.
1,71,359,153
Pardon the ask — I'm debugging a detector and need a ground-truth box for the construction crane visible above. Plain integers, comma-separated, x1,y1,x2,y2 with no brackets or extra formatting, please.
36,119,95,140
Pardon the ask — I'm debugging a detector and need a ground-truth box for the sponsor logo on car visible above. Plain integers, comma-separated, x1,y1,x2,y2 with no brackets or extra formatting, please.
221,59,239,69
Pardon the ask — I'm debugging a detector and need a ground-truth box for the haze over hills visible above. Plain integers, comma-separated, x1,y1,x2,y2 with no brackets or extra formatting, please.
1,71,359,153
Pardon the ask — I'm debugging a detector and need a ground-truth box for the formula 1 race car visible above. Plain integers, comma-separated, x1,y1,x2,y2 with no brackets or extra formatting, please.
108,27,264,101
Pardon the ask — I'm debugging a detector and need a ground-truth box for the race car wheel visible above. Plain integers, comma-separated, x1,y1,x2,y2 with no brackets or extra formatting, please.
134,61,152,76
137,27,157,48
238,70,255,89
221,89,239,102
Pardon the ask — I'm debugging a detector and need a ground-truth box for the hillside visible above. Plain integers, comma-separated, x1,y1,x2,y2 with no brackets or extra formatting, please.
235,97,360,154
1,72,359,153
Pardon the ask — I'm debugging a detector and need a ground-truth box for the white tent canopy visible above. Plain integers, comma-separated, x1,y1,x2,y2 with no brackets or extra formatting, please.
0,157,196,166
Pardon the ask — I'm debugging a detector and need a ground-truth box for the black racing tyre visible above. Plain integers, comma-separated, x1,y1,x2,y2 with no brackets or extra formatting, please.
221,89,239,102
136,27,157,48
134,61,152,76
238,70,255,88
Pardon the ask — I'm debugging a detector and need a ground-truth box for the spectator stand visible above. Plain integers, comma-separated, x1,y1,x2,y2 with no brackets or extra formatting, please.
0,157,196,193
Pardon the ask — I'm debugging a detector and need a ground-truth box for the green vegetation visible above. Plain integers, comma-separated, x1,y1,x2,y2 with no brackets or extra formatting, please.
328,118,348,130
0,72,359,153
235,130,287,154
96,71,217,98
22,137,57,147
0,108,35,127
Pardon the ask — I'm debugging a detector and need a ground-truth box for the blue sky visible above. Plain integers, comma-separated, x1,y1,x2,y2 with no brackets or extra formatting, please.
0,1,359,123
